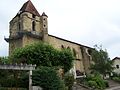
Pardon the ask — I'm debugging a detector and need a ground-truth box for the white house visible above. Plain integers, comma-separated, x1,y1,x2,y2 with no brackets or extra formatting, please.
112,57,120,74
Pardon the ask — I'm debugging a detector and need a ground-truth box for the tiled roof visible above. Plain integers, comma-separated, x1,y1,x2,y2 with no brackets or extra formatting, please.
19,0,40,16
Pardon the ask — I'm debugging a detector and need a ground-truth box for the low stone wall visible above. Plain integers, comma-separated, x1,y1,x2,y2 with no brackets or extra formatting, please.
0,87,27,90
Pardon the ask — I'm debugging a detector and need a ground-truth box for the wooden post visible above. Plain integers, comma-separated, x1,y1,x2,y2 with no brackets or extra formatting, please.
29,70,32,90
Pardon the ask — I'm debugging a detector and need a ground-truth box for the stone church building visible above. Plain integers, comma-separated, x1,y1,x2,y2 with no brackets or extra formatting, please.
5,0,93,78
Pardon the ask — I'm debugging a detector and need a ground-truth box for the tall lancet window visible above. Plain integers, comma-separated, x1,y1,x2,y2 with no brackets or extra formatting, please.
32,14,36,31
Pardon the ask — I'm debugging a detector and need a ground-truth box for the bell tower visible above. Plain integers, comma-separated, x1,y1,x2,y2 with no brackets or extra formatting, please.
5,0,48,55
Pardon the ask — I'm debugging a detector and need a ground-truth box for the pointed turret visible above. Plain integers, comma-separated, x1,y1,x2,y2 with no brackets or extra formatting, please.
41,12,48,42
42,12,48,17
18,0,40,16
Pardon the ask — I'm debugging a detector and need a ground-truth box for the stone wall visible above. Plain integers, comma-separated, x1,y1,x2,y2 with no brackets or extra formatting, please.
48,35,85,73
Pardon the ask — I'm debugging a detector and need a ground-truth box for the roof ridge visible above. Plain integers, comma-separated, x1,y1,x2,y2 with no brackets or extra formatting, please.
18,0,40,16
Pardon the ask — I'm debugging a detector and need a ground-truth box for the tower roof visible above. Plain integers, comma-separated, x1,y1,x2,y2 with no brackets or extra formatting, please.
19,0,40,16
42,12,48,17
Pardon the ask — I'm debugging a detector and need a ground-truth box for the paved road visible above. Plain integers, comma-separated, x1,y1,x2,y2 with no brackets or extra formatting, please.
106,86,120,90
105,80,120,90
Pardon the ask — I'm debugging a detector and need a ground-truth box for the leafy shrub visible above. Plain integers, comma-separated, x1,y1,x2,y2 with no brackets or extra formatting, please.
32,66,65,90
104,80,109,87
85,73,107,89
87,80,98,89
112,77,120,82
64,73,74,90
92,76,106,89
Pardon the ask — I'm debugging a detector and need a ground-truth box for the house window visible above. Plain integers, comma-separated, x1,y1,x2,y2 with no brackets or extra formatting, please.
116,65,119,69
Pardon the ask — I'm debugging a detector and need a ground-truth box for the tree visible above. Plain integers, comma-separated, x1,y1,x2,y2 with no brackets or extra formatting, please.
91,45,114,76
10,42,74,72
0,56,9,64
32,66,65,90
64,73,74,90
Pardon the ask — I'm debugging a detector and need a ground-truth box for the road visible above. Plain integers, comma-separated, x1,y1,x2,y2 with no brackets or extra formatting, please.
105,80,120,90
106,86,120,90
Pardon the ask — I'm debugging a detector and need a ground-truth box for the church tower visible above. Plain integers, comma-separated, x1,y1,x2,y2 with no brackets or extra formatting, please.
5,0,48,55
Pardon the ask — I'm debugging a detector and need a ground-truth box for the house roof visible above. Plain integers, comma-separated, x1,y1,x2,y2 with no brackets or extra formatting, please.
19,0,40,16
112,57,120,61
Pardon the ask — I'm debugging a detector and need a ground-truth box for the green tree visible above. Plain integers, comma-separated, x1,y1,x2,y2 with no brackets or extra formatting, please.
0,56,9,64
32,66,65,90
8,42,74,88
64,73,74,90
10,42,74,73
91,45,114,77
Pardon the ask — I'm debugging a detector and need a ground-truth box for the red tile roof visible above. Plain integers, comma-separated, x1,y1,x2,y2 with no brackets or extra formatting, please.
19,0,40,16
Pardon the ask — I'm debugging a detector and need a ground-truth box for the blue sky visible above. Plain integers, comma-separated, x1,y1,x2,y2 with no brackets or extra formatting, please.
1,0,120,59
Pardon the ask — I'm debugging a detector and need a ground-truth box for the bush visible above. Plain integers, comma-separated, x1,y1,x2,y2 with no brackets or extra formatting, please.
104,80,109,87
64,73,74,90
32,66,65,90
112,77,120,82
84,73,107,89
87,80,98,89
92,76,106,89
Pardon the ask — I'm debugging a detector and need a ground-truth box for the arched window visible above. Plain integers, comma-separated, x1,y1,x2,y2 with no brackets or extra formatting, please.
32,14,36,31
67,46,70,50
32,21,35,31
73,48,76,57
61,45,65,49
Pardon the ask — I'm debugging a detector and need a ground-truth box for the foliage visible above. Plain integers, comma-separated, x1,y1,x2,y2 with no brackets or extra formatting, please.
10,42,74,72
111,73,120,83
91,45,114,76
85,73,107,89
0,70,28,88
87,80,98,89
0,56,9,64
58,49,74,72
112,72,120,78
112,77,120,82
64,73,74,90
32,66,65,90
0,57,13,87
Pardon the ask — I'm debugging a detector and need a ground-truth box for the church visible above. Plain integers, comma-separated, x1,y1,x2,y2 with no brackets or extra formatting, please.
5,0,93,78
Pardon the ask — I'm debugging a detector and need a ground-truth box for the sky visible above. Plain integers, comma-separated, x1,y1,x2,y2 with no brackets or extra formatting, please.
0,0,120,59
